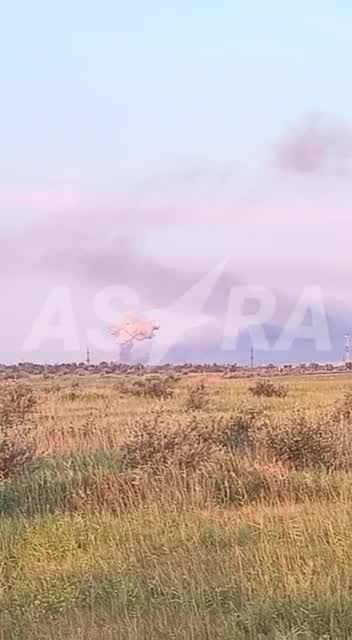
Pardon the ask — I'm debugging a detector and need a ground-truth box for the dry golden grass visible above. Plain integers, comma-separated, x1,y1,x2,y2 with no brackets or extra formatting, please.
32,372,352,454
1,372,352,638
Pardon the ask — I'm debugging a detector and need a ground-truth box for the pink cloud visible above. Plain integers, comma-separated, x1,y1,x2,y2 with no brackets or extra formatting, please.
0,189,80,210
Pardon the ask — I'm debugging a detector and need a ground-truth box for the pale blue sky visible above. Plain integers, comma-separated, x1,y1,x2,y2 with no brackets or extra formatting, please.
1,2,352,192
1,2,352,362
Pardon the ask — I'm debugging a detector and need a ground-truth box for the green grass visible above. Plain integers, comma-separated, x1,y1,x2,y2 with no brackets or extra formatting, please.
2,373,352,638
1,504,352,638
3,451,352,520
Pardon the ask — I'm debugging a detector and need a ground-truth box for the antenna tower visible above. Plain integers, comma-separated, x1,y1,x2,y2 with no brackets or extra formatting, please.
250,345,254,369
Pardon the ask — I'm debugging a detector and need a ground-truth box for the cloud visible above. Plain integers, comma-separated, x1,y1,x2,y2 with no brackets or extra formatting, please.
2,213,351,365
2,146,352,366
0,189,80,211
40,234,224,310
275,114,352,176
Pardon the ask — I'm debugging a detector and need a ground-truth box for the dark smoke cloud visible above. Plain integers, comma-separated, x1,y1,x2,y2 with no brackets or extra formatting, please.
41,237,204,309
0,211,241,318
39,232,248,319
275,114,352,176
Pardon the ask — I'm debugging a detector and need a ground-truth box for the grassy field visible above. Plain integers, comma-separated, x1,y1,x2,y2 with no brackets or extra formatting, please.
1,372,352,639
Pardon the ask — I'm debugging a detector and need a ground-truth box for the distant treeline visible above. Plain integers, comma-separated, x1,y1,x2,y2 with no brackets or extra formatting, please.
0,360,349,380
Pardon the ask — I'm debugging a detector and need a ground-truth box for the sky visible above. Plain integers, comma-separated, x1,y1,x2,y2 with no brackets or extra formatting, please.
1,2,352,364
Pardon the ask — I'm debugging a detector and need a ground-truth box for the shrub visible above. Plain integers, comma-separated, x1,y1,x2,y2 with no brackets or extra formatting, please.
184,381,209,411
121,398,352,474
0,383,37,478
62,381,82,401
265,409,352,470
332,389,352,421
121,407,263,471
64,390,80,402
0,382,36,427
121,412,214,470
215,407,264,452
116,375,178,400
249,379,288,398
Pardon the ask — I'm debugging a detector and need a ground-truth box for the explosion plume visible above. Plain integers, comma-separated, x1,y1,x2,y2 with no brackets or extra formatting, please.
111,312,160,361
